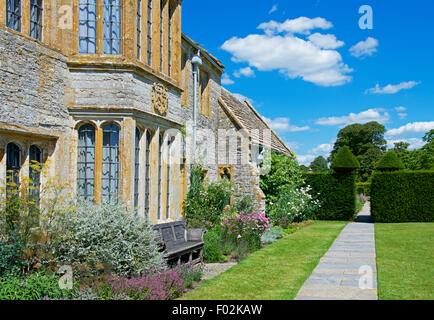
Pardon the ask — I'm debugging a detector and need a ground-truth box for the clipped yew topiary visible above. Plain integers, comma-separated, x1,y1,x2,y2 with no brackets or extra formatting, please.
371,170,434,222
330,146,360,172
375,150,405,171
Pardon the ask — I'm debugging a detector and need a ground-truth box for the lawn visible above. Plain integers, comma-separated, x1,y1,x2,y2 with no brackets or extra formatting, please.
180,221,347,300
375,223,434,300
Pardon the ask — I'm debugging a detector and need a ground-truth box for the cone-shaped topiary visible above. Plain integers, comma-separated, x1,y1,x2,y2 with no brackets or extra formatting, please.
330,146,360,172
375,150,405,171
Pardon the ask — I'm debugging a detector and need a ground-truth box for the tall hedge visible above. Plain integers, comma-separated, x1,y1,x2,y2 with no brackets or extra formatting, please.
303,170,357,221
371,170,434,222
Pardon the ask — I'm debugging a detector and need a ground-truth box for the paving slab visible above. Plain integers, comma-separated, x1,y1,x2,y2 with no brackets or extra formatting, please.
295,202,378,300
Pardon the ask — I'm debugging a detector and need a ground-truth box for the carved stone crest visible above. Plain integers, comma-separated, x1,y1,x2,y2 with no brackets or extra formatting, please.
151,83,169,115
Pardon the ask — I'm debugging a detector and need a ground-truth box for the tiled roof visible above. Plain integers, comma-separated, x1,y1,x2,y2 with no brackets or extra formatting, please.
219,88,293,156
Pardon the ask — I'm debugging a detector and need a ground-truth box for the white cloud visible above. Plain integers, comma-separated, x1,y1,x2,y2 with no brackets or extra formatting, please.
262,117,310,133
316,109,390,126
366,81,421,94
258,17,333,35
221,74,234,85
308,33,344,49
395,106,406,112
312,143,333,154
349,37,378,58
398,113,408,120
387,138,426,150
386,121,434,136
222,24,352,87
268,4,278,14
296,141,334,166
296,154,316,166
234,67,255,78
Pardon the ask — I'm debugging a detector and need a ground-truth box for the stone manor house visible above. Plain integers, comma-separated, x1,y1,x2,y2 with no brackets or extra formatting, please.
0,0,292,225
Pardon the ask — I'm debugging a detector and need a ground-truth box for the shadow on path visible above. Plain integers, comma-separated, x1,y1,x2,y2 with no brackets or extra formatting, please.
355,201,372,223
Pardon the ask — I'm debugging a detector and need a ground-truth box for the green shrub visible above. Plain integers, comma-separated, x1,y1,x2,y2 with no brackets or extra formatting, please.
202,229,224,263
184,164,233,229
268,185,320,227
260,151,304,210
371,170,434,222
50,201,165,276
181,265,203,289
260,226,284,244
303,170,357,221
0,271,75,300
375,150,405,171
233,195,254,214
330,146,360,172
0,231,25,276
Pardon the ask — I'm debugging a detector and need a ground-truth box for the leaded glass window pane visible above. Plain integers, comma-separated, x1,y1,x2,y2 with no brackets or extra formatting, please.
168,3,173,77
165,137,172,219
157,133,163,219
144,130,151,218
103,0,121,55
102,124,119,203
159,0,164,72
146,0,152,65
30,0,43,40
137,0,142,60
6,143,21,198
6,0,21,32
29,145,42,207
134,128,141,210
79,0,97,54
77,124,95,200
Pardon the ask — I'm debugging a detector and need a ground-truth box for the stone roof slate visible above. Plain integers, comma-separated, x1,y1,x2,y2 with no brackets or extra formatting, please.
220,88,293,156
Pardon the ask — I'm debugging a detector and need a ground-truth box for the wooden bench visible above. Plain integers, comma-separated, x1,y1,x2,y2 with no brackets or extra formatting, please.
153,220,204,266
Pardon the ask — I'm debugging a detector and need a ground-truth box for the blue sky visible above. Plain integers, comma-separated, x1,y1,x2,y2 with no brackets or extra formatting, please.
182,0,434,165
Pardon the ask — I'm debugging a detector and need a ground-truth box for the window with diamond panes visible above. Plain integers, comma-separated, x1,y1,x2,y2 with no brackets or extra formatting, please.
6,0,21,32
79,0,97,54
77,124,95,200
103,0,121,55
101,124,120,203
30,0,43,40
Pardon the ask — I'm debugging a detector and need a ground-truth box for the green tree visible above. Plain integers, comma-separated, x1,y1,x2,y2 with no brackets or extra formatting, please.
329,121,386,181
260,151,304,208
357,148,383,181
391,130,434,170
309,156,328,172
299,165,309,172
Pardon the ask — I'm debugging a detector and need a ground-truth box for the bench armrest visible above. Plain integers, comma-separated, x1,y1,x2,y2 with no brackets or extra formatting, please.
186,228,205,242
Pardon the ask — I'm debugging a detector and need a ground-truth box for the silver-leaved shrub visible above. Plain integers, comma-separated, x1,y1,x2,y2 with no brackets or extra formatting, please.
50,201,165,276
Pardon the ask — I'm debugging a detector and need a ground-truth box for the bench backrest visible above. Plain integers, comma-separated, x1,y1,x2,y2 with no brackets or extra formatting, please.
153,221,187,249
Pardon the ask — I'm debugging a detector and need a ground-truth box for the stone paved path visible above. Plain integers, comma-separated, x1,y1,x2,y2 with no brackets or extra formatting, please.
295,202,378,300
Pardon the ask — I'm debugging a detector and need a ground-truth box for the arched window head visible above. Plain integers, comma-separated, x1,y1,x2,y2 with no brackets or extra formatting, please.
77,124,96,200
102,124,120,203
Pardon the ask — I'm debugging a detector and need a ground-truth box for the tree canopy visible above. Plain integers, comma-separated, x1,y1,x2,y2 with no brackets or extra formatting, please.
329,121,386,181
329,121,386,162
309,156,328,172
393,129,434,170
